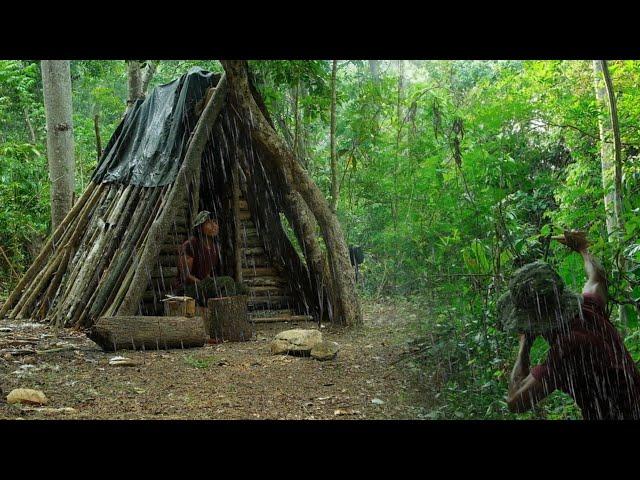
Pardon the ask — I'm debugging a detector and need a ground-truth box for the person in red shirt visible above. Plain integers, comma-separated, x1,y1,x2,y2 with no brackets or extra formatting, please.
506,230,640,419
173,211,222,306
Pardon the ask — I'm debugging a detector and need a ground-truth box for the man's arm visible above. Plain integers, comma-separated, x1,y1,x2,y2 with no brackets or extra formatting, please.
553,230,607,304
507,334,550,413
177,252,200,285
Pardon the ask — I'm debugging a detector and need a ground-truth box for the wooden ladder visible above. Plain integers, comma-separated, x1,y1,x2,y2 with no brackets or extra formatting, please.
239,197,312,324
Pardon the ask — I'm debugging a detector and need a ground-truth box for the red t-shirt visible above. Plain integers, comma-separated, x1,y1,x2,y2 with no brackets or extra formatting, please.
173,236,219,290
531,293,640,419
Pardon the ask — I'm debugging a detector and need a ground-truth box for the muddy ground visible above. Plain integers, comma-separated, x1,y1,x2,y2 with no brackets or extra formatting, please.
0,300,437,420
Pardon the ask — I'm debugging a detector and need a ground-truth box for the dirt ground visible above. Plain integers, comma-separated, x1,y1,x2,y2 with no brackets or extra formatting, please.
0,300,436,420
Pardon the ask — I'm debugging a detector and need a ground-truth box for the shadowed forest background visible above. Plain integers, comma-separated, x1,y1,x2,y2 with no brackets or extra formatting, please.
1,60,639,419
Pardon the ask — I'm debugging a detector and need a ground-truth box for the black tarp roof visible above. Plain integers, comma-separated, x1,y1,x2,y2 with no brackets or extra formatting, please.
92,67,220,187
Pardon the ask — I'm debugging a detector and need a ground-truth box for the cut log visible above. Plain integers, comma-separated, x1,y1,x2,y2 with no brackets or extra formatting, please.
243,276,287,287
89,316,207,351
241,255,270,268
247,296,290,308
250,315,313,323
248,286,287,296
242,267,278,277
242,247,265,256
242,236,263,247
249,308,292,318
163,296,196,317
205,295,252,342
152,267,178,279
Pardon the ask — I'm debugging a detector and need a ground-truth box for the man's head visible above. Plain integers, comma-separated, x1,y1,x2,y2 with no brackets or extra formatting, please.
498,261,582,336
193,211,219,237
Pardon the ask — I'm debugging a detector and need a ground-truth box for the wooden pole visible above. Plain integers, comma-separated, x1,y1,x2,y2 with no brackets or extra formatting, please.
232,155,243,284
0,182,98,318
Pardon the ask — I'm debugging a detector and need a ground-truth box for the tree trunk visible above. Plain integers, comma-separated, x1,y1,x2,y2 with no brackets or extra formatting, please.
141,60,158,95
41,60,75,232
205,296,252,342
593,60,623,238
126,60,143,112
93,110,102,161
369,60,380,82
221,60,362,326
330,60,340,211
594,60,628,325
89,316,207,351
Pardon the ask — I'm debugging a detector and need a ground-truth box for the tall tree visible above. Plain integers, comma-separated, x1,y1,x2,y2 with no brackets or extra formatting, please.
593,60,628,325
593,60,624,239
41,60,75,231
330,60,339,211
141,60,158,94
126,60,143,112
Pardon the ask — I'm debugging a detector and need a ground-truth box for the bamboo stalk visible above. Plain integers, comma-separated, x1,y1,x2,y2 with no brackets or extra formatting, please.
100,186,167,318
10,185,106,319
34,246,71,320
0,182,98,318
74,186,143,328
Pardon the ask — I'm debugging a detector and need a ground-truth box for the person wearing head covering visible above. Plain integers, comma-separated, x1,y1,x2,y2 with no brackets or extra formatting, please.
504,230,640,419
172,211,222,306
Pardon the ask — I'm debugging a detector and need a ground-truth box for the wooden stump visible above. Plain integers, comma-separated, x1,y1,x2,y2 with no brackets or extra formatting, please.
163,296,196,317
205,295,252,342
89,316,207,351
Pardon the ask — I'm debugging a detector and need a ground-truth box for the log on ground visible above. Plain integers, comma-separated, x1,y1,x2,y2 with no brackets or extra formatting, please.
89,315,207,351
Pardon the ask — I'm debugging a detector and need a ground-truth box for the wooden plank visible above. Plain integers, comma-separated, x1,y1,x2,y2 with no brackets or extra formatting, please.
238,211,252,221
242,267,278,277
242,246,264,256
249,315,314,324
243,276,287,287
248,286,286,296
247,296,290,307
152,267,178,279
249,309,293,318
242,256,270,268
242,237,263,248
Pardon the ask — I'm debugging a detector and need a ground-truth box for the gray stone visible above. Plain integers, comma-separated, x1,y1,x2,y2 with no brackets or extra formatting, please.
311,340,340,361
271,329,322,355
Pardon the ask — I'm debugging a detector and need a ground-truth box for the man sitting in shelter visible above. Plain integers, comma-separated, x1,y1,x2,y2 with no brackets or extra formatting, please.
173,211,222,306
503,230,640,419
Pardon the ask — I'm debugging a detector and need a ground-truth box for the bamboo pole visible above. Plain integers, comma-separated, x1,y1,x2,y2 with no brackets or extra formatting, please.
0,182,98,318
232,154,243,284
9,184,105,319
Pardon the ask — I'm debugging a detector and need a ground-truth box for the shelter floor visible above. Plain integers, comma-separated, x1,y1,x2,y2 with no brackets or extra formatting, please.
0,300,435,420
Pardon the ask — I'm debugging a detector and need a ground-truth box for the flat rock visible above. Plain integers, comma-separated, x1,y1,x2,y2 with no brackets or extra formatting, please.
271,329,322,355
7,388,49,405
108,356,138,367
311,340,340,361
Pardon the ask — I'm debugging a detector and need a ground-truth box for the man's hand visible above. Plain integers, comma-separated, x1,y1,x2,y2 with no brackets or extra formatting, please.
552,230,589,252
